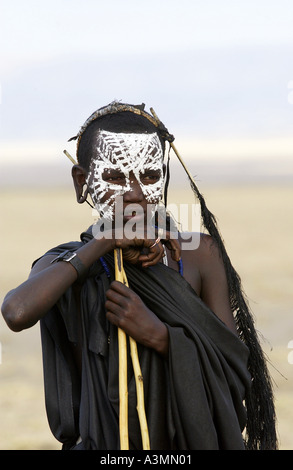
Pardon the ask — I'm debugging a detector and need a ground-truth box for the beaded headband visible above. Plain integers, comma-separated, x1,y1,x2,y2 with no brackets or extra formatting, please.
68,101,175,152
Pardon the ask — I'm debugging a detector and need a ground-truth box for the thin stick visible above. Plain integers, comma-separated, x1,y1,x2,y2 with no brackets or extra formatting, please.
129,337,150,449
118,326,129,449
170,142,197,186
63,149,78,165
122,270,150,450
114,248,129,450
150,107,198,187
115,250,150,450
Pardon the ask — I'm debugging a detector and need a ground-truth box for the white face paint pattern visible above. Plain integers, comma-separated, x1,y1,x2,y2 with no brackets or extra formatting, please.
86,130,164,220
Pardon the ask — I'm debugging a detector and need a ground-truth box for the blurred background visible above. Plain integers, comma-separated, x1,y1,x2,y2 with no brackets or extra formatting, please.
0,0,292,449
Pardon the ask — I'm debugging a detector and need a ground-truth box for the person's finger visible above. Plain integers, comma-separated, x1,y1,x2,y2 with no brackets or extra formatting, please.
106,308,124,328
105,299,124,317
139,240,164,267
108,280,130,296
164,238,181,262
105,288,126,307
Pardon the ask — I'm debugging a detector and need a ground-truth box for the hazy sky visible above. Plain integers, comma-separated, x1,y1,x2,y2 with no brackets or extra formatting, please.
1,0,293,168
1,0,293,65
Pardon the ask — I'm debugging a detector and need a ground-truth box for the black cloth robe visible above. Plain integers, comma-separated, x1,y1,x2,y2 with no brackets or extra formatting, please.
37,229,251,450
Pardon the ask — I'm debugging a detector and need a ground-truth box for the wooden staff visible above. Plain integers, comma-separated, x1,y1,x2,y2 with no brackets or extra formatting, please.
115,248,150,450
114,248,129,449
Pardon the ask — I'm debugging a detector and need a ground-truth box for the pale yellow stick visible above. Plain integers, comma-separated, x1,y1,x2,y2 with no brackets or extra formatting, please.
117,326,129,450
149,107,198,187
122,271,150,450
129,337,150,449
63,149,78,165
114,249,129,450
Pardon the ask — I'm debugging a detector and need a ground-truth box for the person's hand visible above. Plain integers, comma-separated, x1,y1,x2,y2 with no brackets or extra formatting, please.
137,233,181,268
105,280,168,356
116,228,181,268
94,226,181,268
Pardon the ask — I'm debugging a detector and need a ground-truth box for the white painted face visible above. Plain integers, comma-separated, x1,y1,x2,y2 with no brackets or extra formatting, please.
86,130,164,220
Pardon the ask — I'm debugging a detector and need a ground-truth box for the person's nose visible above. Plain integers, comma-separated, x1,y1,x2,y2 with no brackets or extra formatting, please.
123,176,144,203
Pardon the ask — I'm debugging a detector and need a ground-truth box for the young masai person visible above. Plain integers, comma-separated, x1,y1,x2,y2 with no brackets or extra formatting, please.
1,102,277,450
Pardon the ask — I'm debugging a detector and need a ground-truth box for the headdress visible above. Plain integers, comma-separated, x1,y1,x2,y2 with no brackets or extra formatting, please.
67,101,278,450
68,101,175,150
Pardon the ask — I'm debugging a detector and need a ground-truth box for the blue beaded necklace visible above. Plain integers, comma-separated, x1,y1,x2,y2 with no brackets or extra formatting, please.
99,256,111,278
178,258,183,276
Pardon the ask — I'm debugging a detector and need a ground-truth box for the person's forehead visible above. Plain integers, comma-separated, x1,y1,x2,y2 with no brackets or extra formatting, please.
93,130,163,162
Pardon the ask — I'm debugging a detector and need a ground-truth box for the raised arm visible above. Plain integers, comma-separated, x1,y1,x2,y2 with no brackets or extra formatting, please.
1,231,172,332
1,237,115,332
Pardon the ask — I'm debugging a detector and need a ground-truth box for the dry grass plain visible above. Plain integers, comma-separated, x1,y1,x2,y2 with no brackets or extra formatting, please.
0,183,292,450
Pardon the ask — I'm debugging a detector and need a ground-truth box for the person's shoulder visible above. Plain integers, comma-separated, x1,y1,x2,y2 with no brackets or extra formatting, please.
178,231,216,253
179,232,222,272
198,233,219,254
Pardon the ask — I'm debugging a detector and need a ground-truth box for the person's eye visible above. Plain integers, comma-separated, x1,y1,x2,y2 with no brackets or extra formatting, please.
102,171,126,184
108,176,125,182
140,170,161,184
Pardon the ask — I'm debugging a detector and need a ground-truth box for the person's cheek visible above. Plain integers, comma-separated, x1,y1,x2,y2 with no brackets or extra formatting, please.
139,175,164,204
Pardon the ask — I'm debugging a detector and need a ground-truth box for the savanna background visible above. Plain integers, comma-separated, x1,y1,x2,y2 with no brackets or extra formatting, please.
0,0,292,450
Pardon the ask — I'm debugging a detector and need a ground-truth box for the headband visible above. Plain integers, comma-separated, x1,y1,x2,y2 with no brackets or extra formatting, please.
68,101,175,152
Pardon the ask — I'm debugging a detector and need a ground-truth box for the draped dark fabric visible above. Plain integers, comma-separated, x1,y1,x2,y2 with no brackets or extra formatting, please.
38,229,251,450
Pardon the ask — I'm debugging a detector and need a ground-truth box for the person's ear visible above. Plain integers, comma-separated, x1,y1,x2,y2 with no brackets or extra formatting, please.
72,165,89,204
